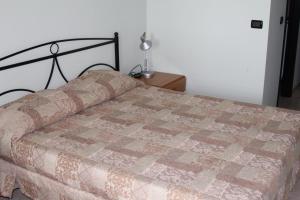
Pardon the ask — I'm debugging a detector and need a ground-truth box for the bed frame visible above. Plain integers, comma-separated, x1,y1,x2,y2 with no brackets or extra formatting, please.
0,32,120,96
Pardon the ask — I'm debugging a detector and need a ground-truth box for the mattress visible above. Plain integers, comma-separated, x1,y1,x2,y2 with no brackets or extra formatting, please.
0,70,300,200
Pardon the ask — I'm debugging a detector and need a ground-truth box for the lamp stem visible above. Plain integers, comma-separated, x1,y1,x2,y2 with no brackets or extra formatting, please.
144,51,149,72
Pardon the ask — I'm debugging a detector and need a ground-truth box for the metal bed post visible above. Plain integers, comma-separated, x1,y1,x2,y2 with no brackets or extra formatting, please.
114,32,120,71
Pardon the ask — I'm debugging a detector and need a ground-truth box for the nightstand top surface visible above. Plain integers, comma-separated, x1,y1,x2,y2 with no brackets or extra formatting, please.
136,71,186,88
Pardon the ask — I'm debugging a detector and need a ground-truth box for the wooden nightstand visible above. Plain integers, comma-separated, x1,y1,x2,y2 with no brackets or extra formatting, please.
136,71,186,92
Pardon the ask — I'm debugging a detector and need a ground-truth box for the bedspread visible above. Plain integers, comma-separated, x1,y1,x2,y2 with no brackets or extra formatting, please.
0,70,300,200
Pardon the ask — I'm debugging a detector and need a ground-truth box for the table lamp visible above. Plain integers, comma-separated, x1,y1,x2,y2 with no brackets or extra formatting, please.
140,32,154,78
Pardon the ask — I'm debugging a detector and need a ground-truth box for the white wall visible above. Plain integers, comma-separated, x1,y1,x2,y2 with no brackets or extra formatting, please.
0,0,286,106
293,26,300,89
263,0,287,106
0,0,146,105
147,0,276,105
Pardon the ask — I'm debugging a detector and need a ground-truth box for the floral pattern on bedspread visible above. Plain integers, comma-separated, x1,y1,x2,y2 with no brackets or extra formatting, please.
0,71,300,200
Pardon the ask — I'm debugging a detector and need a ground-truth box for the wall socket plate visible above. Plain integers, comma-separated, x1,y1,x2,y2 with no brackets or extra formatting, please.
251,20,263,29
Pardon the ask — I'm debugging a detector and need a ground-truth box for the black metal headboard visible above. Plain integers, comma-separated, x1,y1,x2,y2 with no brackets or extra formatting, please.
0,32,120,96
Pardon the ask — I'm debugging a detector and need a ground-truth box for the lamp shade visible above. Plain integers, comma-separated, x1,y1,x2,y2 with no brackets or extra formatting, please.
140,32,152,51
140,41,152,51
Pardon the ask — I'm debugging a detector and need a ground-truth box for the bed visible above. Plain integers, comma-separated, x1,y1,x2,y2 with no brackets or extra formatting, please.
0,34,300,200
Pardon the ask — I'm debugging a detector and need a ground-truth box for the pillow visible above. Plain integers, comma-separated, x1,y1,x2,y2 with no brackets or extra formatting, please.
60,70,143,109
3,70,142,126
0,70,143,160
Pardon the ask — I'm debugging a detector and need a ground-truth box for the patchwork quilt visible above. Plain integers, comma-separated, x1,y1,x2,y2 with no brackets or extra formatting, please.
0,70,299,200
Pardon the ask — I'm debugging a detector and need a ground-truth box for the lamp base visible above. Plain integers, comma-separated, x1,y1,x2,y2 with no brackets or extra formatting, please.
143,71,155,79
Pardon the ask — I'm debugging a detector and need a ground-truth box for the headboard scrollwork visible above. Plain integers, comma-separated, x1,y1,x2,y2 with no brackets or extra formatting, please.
0,32,120,96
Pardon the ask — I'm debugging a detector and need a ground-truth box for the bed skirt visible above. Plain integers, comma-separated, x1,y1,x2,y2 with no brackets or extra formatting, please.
0,159,106,200
0,158,299,200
